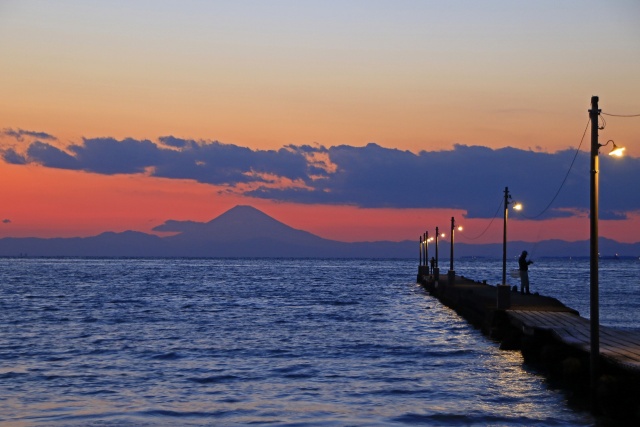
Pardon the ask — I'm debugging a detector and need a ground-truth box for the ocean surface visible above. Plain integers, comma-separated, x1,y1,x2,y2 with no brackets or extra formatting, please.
1,256,637,426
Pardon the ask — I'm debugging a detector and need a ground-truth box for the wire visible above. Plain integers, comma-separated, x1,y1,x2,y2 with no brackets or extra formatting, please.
599,114,606,130
520,118,590,220
459,196,503,241
454,108,634,240
528,226,544,259
602,112,640,117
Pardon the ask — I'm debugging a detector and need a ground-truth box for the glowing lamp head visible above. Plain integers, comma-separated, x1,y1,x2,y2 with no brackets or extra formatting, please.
609,142,625,157
513,203,523,211
457,226,463,231
603,140,626,157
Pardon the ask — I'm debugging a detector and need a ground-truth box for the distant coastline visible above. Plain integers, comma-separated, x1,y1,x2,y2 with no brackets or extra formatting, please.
0,206,638,258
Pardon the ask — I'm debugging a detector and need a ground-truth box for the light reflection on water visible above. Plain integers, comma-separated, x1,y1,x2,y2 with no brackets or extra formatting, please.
0,258,596,426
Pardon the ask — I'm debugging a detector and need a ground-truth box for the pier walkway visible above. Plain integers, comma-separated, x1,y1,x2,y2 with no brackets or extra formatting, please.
417,270,640,419
508,309,640,373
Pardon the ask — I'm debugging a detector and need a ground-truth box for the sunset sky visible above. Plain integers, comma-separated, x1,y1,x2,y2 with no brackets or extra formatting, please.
1,0,639,245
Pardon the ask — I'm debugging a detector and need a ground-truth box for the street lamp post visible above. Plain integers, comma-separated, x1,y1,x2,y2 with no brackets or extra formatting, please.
418,232,431,279
434,227,444,281
450,217,455,273
588,95,625,409
589,95,601,409
498,187,521,309
424,231,429,269
501,187,522,285
435,227,439,268
502,187,511,286
448,217,462,286
420,232,434,267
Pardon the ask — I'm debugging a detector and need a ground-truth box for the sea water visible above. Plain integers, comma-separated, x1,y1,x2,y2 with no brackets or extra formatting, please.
454,256,640,331
3,257,635,426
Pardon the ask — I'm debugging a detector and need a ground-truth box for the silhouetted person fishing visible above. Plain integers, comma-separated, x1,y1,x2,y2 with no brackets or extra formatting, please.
518,250,534,294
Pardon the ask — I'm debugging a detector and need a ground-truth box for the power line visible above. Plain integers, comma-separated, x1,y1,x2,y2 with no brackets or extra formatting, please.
520,118,590,220
602,112,640,117
459,196,503,241
454,109,631,239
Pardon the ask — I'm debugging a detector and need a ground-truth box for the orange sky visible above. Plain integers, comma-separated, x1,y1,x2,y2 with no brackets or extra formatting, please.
1,1,639,244
2,2,638,154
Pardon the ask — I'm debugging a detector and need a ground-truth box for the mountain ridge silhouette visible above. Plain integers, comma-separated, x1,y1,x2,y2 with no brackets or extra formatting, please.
0,205,637,258
154,205,325,245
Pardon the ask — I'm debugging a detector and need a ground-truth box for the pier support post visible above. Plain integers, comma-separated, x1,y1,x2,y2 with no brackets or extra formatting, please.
496,284,511,309
447,269,455,287
417,265,430,282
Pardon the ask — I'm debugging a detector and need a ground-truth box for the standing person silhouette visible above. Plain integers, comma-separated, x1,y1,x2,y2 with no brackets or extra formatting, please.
430,257,435,275
518,250,534,294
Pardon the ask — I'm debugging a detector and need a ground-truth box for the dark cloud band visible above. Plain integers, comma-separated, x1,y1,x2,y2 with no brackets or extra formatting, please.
2,134,638,220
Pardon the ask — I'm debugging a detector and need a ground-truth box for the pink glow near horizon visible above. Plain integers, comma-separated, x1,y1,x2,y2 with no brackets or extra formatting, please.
1,160,638,244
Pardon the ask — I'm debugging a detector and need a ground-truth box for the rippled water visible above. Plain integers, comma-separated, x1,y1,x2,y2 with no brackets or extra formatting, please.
0,257,606,426
454,256,640,331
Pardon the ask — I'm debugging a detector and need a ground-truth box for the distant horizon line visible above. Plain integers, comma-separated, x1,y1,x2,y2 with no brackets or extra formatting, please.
0,254,637,260
1,228,638,246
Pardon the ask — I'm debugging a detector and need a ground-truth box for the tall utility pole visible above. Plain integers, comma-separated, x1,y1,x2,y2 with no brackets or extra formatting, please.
589,95,601,409
495,186,513,309
434,227,441,281
448,216,458,288
449,217,455,272
435,226,440,268
502,187,510,286
425,231,429,267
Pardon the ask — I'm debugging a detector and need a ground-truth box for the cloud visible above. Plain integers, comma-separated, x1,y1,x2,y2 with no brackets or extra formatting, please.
27,141,80,170
1,148,28,165
2,219,11,224
1,128,57,142
70,137,161,174
1,128,60,165
3,134,640,220
158,135,190,149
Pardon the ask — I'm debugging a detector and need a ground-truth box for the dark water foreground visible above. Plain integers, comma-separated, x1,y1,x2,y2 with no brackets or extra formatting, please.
0,258,600,426
419,269,640,424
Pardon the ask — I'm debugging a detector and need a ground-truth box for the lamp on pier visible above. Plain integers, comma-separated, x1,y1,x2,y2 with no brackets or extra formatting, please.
497,187,522,309
605,140,625,157
434,227,445,281
448,217,463,285
419,232,435,277
425,232,433,270
589,96,625,409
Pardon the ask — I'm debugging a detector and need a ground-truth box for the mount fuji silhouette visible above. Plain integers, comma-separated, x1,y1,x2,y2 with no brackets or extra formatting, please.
155,205,326,244
153,205,348,257
0,205,415,258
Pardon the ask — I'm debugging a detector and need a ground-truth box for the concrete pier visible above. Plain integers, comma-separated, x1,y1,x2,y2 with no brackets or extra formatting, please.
417,271,640,422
